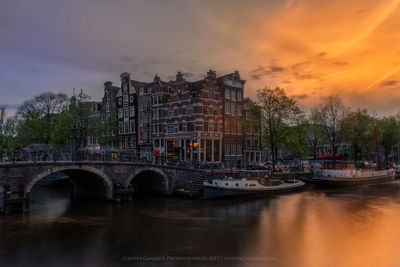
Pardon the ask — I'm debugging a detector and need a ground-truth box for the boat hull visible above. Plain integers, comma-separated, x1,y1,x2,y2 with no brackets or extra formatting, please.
300,173,394,187
203,182,305,199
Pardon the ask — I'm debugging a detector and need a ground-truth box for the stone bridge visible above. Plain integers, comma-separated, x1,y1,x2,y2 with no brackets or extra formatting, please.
0,161,206,213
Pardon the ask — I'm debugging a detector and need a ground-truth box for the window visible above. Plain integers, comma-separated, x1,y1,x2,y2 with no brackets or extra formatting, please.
118,109,123,119
237,120,242,134
178,108,183,116
203,107,208,114
231,144,236,155
192,91,198,98
204,122,208,132
254,139,259,147
140,88,144,95
124,94,128,104
237,91,242,101
139,101,144,111
130,121,135,133
237,105,242,116
225,144,230,155
231,120,236,134
224,103,230,114
237,144,242,155
105,91,110,100
119,122,123,134
179,123,183,132
167,124,174,133
124,108,129,118
225,118,230,133
124,122,129,133
231,103,235,115
158,109,163,118
118,98,122,105
247,139,251,147
187,107,193,116
168,109,174,118
158,124,163,133
208,91,214,99
214,122,218,132
187,122,194,132
129,95,134,103
214,108,218,116
225,89,230,99
155,85,159,93
106,103,110,112
130,107,135,117
231,90,236,101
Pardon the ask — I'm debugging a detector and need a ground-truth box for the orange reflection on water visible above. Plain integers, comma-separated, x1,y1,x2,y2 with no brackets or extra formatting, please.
245,187,400,267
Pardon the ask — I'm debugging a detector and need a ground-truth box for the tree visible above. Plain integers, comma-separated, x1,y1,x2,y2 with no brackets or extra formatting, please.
312,95,350,162
257,86,302,170
306,109,325,159
16,92,68,145
0,106,17,151
377,116,400,164
285,120,309,165
343,109,374,161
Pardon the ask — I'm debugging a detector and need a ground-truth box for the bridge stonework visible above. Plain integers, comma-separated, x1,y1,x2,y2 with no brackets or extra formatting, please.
0,162,205,213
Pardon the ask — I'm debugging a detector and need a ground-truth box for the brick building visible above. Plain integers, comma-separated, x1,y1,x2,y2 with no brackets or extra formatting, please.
116,73,138,156
98,69,262,166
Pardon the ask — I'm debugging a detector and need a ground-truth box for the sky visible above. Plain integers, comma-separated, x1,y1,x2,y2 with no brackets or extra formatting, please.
1,0,400,115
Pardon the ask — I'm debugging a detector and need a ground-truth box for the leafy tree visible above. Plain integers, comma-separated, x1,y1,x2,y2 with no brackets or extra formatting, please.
343,109,374,161
0,106,17,151
257,86,302,170
285,120,309,165
16,92,68,145
312,95,350,162
50,112,71,145
377,116,400,163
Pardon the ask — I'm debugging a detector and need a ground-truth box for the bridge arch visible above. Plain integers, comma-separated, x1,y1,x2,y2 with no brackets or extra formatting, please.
28,165,113,200
127,167,169,195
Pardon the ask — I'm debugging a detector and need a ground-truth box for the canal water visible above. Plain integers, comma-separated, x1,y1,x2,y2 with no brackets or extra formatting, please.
2,182,400,267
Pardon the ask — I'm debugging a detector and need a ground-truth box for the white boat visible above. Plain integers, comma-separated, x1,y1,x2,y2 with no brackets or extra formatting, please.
300,161,394,186
203,170,305,199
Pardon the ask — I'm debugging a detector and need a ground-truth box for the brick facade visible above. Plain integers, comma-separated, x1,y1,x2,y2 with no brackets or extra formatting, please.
99,70,262,166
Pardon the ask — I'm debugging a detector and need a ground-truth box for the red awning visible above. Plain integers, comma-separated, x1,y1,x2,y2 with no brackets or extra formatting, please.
316,154,343,159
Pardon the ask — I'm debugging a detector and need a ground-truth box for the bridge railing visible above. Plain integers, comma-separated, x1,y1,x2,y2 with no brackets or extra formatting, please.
0,150,228,170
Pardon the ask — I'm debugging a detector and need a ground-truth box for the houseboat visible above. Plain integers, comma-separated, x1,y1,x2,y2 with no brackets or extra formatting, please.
300,161,394,186
203,170,305,199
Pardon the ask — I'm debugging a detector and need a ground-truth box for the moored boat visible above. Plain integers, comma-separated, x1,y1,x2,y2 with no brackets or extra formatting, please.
203,170,305,199
300,161,394,186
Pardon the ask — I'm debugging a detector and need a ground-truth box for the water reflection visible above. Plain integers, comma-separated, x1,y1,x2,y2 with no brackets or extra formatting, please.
2,182,400,266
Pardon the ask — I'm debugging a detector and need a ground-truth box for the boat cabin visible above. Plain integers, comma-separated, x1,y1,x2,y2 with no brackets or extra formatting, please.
322,161,356,170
